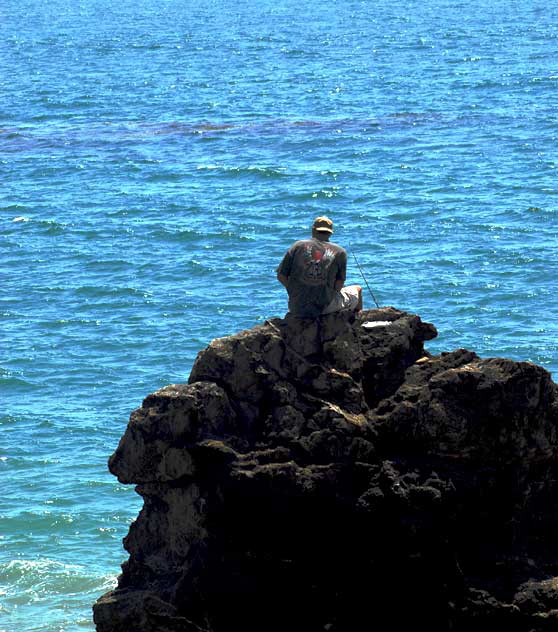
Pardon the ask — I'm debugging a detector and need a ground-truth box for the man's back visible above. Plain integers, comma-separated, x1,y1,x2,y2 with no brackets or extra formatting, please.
277,237,347,317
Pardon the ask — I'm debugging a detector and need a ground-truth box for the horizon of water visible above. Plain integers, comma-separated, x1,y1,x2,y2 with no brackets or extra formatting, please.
2,0,558,629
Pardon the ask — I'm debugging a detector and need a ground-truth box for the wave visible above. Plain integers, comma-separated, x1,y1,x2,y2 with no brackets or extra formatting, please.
195,164,288,178
144,171,190,182
0,557,117,596
150,227,200,242
7,218,68,235
0,376,40,391
39,317,102,329
74,285,149,298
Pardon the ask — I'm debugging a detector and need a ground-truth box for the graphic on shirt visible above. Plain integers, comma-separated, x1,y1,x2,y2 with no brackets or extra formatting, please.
301,244,335,285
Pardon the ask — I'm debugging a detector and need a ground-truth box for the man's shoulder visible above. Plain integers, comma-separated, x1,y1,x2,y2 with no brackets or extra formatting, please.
289,238,314,250
326,241,347,255
286,238,346,255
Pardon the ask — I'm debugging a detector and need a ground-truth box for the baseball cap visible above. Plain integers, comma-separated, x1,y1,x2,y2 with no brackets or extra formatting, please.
312,216,334,234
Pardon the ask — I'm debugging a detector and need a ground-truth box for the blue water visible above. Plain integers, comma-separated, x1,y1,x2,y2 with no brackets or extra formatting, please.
2,0,558,628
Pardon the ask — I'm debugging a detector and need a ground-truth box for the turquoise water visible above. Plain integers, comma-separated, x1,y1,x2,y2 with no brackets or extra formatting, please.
2,0,558,628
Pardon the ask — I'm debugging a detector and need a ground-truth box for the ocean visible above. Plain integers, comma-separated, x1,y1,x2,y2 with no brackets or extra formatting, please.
1,0,557,628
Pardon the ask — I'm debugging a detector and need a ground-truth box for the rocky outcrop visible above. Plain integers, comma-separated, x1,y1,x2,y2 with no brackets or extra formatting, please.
93,308,558,632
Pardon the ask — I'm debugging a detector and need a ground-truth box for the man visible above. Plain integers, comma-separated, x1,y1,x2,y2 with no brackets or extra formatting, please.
277,216,363,318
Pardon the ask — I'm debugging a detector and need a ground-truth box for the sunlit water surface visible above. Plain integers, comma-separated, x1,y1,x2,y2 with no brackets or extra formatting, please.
2,0,557,628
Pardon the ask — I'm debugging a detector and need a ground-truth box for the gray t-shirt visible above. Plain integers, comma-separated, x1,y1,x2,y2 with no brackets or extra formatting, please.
277,237,347,317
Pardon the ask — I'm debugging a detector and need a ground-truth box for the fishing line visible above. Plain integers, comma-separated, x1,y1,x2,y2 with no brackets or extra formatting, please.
350,247,380,308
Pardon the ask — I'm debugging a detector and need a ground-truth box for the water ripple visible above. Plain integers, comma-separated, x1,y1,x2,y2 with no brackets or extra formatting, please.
3,0,558,629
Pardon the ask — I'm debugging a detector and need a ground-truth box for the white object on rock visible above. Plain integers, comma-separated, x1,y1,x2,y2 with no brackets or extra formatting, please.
361,321,393,329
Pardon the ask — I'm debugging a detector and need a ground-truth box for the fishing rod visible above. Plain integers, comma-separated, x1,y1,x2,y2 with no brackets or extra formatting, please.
350,247,380,308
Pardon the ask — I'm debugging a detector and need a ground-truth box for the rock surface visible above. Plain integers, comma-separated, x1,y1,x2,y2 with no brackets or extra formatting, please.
93,308,558,632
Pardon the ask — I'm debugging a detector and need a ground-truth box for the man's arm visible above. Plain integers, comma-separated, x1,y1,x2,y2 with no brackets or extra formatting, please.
277,247,293,289
334,250,348,291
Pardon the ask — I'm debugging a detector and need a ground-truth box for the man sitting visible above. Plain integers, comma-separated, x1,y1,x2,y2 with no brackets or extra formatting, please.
277,216,362,318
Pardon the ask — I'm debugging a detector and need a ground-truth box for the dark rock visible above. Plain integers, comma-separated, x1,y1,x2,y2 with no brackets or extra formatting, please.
93,308,558,631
